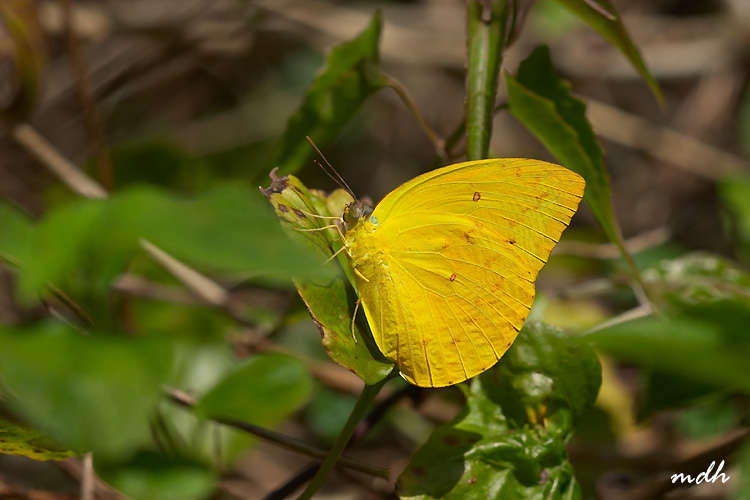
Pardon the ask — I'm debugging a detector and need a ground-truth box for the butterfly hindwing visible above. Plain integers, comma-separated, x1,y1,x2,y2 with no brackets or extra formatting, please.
351,159,585,387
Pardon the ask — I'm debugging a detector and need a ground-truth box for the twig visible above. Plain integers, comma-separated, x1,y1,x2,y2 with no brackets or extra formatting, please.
114,273,204,306
139,240,228,307
383,73,446,160
585,97,749,179
265,464,319,500
586,304,653,334
12,124,107,198
56,457,125,500
61,0,114,190
553,227,671,259
163,387,389,480
270,384,422,500
297,378,391,499
80,452,94,500
11,123,242,322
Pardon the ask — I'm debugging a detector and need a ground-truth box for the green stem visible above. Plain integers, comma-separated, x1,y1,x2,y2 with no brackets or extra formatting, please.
445,102,508,159
297,377,390,499
465,0,509,160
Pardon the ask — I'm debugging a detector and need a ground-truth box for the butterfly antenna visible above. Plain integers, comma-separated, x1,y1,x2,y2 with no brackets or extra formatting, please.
306,136,357,199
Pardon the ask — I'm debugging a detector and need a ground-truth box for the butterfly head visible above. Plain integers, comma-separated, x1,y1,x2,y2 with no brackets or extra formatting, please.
342,199,374,232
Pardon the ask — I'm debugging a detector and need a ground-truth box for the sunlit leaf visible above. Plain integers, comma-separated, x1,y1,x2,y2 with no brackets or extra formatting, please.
0,418,75,461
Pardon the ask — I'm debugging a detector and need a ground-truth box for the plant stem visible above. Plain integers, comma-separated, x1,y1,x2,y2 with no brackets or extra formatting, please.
384,73,446,160
297,377,390,499
165,387,388,479
465,0,509,160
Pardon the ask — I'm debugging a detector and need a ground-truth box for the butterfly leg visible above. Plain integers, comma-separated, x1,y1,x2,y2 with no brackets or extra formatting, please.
354,268,370,282
350,297,361,343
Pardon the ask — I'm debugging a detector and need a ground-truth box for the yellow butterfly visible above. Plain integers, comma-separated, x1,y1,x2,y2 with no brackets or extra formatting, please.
338,158,584,387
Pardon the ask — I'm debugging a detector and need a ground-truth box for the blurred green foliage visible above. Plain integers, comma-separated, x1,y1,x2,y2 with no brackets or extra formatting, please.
0,322,172,459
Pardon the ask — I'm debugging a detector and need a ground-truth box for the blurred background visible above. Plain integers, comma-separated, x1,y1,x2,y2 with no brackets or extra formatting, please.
1,0,750,499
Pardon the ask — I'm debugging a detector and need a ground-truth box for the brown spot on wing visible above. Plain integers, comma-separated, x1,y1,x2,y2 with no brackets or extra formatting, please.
278,204,289,213
292,208,307,218
473,191,481,202
449,273,456,282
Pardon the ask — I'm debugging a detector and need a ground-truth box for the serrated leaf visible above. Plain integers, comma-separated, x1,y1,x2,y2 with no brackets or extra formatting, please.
195,354,312,426
0,321,172,459
262,172,394,384
273,12,385,175
0,419,75,461
506,46,622,251
551,0,662,103
97,451,216,500
398,322,598,499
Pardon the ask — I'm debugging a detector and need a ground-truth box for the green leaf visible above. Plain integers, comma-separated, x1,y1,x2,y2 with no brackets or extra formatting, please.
398,322,599,499
719,175,750,261
506,46,621,249
588,300,750,392
0,202,33,265
297,278,394,384
273,12,385,175
97,451,216,500
195,354,312,426
480,322,602,422
0,418,75,461
465,0,511,160
550,0,662,103
262,172,394,384
15,184,330,318
0,321,172,459
642,252,750,307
